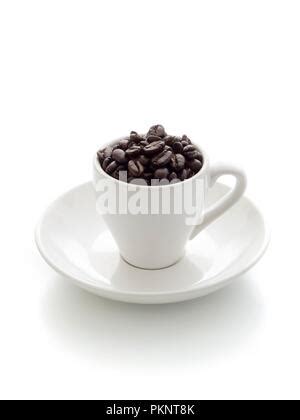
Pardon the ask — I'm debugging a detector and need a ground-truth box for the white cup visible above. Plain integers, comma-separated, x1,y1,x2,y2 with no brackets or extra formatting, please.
93,143,247,270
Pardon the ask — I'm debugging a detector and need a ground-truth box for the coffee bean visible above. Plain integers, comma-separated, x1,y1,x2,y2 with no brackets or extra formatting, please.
113,165,127,179
158,178,170,186
179,169,188,181
143,141,165,156
112,148,127,164
138,155,150,166
135,136,144,143
104,146,113,158
156,125,166,137
98,125,201,185
106,161,119,175
183,145,195,153
187,159,202,172
152,150,173,167
183,145,199,160
119,139,129,150
196,152,203,161
147,135,162,143
148,124,166,138
143,172,153,181
128,160,144,177
102,157,113,171
182,134,191,144
170,177,181,184
187,168,194,178
127,140,135,148
97,150,105,164
164,136,175,146
126,145,141,158
169,172,178,181
130,178,148,186
172,142,184,154
130,131,140,142
154,168,169,179
170,153,186,171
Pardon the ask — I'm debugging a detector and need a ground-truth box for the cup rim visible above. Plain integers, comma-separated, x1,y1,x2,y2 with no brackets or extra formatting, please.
94,138,209,190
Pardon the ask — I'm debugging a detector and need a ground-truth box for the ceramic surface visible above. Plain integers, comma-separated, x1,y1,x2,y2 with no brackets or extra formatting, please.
36,182,269,304
93,150,247,269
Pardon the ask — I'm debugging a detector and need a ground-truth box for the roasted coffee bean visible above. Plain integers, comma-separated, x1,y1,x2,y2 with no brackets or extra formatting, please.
112,148,127,164
152,150,173,167
130,131,139,142
170,178,181,184
155,125,166,137
143,141,165,156
187,168,194,178
104,146,113,158
106,161,119,175
183,145,199,160
157,178,170,186
97,150,105,163
169,172,178,181
182,134,191,144
179,169,188,181
147,135,162,143
196,151,203,161
138,155,150,166
128,160,144,177
130,178,148,186
126,145,141,158
143,172,153,181
170,153,186,171
135,136,144,143
154,168,169,179
102,157,113,171
147,124,166,138
113,165,127,179
187,159,202,172
133,132,145,143
126,140,135,148
98,124,202,185
164,135,175,146
183,145,195,153
119,139,129,150
172,141,184,154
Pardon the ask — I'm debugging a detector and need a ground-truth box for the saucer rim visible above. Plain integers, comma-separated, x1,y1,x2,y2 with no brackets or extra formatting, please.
35,182,270,303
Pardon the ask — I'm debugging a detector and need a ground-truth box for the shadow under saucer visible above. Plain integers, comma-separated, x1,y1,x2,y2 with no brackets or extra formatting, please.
41,272,264,368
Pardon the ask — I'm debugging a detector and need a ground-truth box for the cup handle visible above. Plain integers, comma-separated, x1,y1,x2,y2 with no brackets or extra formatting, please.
190,163,247,240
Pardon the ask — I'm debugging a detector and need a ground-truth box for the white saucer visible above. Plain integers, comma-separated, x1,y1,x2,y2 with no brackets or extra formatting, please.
36,182,270,304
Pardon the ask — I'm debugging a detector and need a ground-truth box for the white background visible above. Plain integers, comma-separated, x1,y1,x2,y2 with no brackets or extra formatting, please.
0,0,299,400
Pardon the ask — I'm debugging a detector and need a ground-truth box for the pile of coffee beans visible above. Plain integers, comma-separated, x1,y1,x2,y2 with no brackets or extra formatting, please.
97,125,203,185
